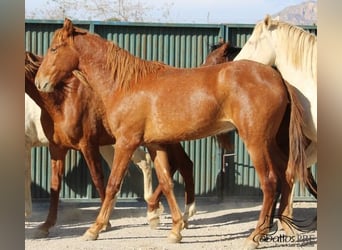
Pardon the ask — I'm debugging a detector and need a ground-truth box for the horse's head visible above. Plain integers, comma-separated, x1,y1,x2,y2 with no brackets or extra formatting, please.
234,15,277,65
25,51,42,80
35,18,80,92
202,41,242,66
202,42,229,66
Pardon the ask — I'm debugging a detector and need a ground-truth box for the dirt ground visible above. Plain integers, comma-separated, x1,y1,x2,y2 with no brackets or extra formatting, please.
25,198,317,250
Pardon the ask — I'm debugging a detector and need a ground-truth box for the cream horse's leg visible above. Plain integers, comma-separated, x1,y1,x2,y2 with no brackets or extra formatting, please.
99,145,153,201
25,143,32,219
130,147,153,201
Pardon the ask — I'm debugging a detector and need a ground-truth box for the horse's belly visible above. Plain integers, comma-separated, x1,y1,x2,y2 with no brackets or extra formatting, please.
144,118,235,143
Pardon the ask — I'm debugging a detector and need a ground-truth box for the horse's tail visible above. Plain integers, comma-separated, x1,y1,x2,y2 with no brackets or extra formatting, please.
284,80,308,188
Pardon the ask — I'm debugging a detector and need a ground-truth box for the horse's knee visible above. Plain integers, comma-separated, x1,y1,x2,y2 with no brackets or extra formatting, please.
159,180,174,195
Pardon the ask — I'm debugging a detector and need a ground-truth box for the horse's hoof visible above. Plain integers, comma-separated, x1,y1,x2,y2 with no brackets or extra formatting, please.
183,220,189,229
243,239,259,250
147,203,164,229
100,221,112,232
186,202,197,218
82,229,99,241
32,228,49,239
168,231,182,243
148,217,160,229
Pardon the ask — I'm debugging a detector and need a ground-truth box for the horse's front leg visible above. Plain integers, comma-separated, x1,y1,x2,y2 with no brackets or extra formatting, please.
81,145,111,231
168,143,196,228
82,141,136,241
152,146,184,243
34,145,68,238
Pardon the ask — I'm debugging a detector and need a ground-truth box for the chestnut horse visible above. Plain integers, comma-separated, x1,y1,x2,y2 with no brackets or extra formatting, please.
35,19,309,249
202,41,242,66
26,89,141,221
25,51,196,237
203,41,317,198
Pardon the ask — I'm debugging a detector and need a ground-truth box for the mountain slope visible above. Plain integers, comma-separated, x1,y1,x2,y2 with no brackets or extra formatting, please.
272,1,317,25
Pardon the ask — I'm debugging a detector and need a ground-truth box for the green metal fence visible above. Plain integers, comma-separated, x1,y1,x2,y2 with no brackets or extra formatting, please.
25,19,317,201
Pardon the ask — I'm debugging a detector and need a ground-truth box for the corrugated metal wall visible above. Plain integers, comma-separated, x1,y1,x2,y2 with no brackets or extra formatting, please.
25,20,317,201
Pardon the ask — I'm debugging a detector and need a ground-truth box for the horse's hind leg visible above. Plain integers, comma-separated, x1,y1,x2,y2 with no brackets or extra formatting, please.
151,145,184,243
34,145,68,238
278,166,317,235
131,147,166,229
167,143,196,228
145,143,195,229
277,168,295,235
243,141,283,250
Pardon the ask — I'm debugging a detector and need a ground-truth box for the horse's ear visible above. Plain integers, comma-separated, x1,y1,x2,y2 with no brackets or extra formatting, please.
273,16,280,21
63,18,74,36
225,41,230,47
264,14,272,29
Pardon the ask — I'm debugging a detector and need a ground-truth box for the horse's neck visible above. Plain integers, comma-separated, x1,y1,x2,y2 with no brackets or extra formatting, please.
78,46,121,98
25,76,64,117
274,53,316,91
274,29,317,87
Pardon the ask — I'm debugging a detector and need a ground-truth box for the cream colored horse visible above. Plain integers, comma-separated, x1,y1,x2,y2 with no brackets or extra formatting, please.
234,15,317,167
25,93,49,218
25,93,153,219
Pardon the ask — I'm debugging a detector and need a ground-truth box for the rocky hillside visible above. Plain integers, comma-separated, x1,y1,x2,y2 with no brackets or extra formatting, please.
272,1,317,25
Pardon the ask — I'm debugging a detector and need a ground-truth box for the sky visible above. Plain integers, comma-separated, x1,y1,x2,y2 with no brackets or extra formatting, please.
25,0,310,24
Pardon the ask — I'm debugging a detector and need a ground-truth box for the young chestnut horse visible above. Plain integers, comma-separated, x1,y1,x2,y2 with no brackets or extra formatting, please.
35,19,308,249
25,93,133,220
25,51,196,237
25,87,131,220
234,15,317,168
203,41,317,199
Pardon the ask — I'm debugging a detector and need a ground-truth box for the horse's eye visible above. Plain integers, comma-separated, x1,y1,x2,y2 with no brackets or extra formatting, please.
50,47,57,53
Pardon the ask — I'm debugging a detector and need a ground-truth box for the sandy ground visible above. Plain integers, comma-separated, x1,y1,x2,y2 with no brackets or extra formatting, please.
25,198,317,250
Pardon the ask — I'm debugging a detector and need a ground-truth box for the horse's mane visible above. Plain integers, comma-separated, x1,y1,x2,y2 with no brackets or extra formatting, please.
25,52,42,80
256,19,317,79
54,25,167,91
106,43,167,90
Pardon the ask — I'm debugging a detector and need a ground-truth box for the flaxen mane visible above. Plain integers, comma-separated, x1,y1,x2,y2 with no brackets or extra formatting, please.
260,19,317,81
106,43,167,90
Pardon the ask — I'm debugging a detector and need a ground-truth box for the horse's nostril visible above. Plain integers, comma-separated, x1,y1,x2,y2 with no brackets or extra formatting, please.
43,82,49,90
